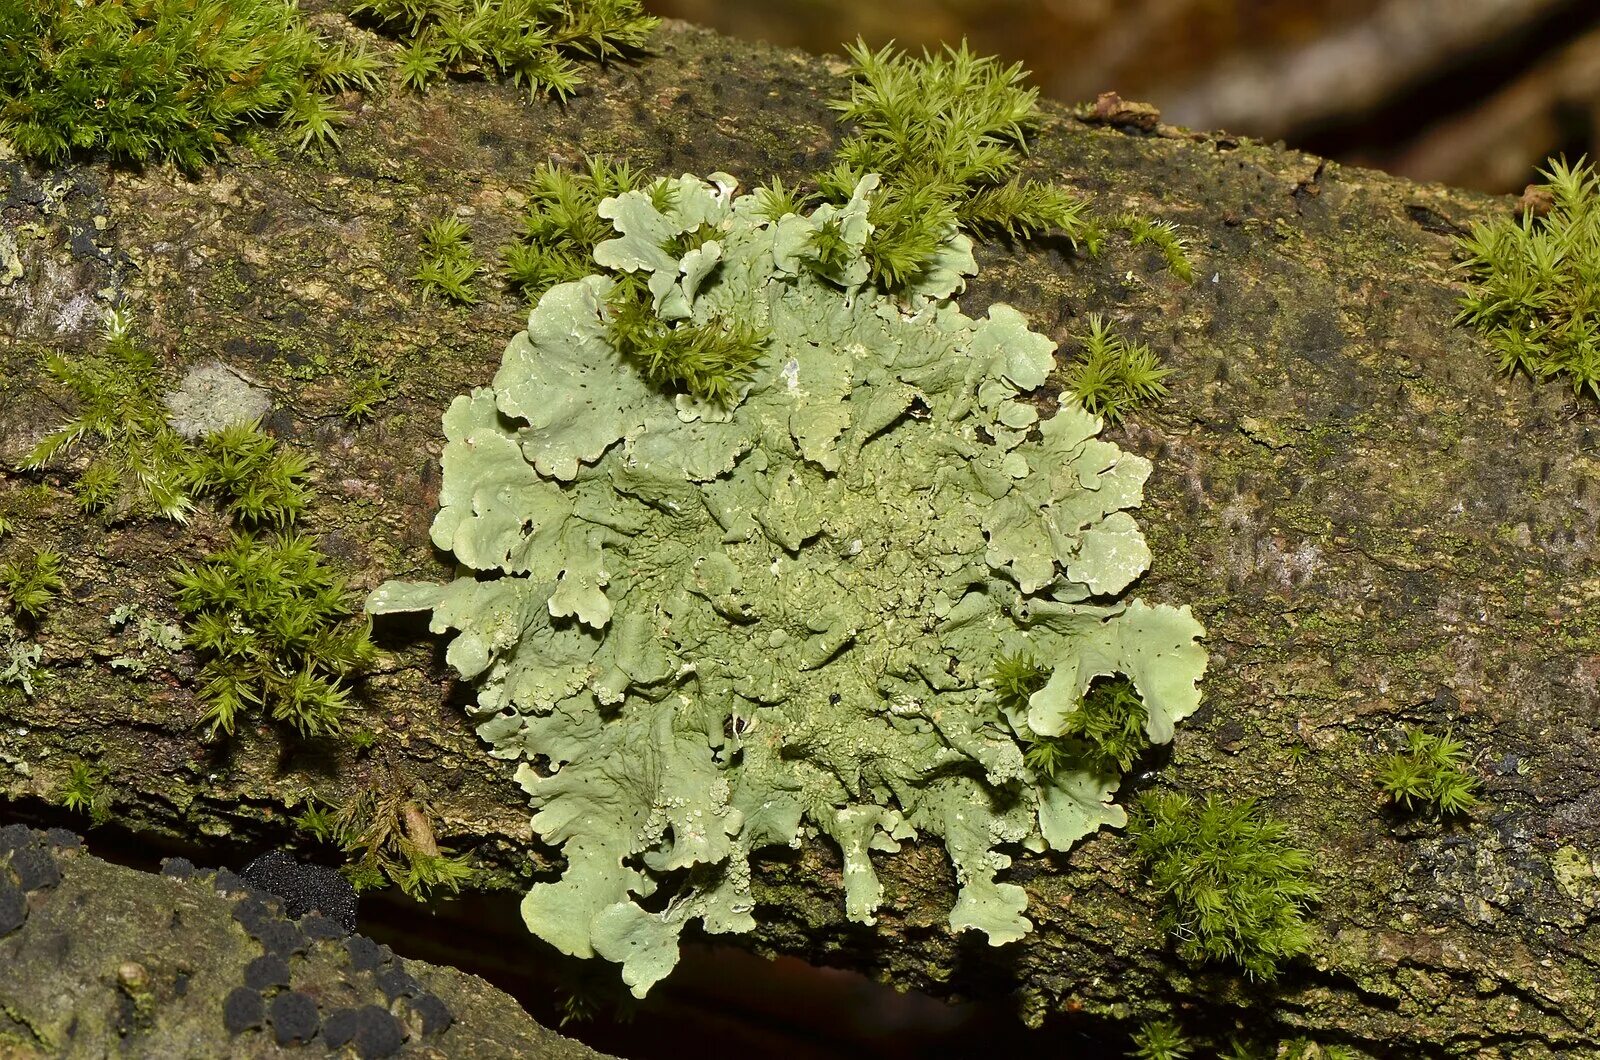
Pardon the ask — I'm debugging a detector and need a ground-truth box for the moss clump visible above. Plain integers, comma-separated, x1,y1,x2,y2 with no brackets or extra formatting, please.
171,532,375,738
818,39,1096,290
343,364,396,424
1129,791,1319,981
0,549,64,621
187,421,312,526
992,653,1153,775
495,159,765,404
1116,212,1194,283
354,0,657,97
1062,314,1173,425
25,311,196,520
59,759,111,825
412,215,483,305
602,269,770,407
26,312,312,526
0,0,378,167
500,157,653,301
1378,726,1480,816
1131,1020,1194,1060
1457,156,1600,399
27,312,375,740
297,791,474,900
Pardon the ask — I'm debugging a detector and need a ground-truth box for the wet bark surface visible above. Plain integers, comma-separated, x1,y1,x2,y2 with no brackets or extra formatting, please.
0,13,1596,1057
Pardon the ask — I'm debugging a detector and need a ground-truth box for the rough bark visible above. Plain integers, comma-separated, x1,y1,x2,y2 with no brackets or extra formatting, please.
0,826,612,1057
0,13,1597,1056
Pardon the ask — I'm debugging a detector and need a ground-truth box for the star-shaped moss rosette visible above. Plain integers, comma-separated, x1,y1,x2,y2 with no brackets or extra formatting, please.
368,174,1207,996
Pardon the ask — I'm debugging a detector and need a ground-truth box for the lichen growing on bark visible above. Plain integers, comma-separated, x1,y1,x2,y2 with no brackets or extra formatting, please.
370,172,1207,995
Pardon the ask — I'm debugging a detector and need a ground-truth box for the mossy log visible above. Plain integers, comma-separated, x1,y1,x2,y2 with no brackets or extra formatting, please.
0,12,1597,1056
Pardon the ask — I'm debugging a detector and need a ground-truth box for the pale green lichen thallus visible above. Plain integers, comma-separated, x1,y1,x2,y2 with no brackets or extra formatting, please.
368,173,1207,996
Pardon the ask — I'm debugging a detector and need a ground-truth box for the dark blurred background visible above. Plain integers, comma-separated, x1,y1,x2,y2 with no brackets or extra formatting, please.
645,0,1600,194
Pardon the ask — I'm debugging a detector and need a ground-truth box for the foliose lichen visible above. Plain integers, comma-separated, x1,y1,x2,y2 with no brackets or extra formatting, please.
368,173,1206,995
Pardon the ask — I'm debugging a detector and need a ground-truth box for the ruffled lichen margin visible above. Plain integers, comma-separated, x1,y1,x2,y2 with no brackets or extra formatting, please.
367,173,1206,995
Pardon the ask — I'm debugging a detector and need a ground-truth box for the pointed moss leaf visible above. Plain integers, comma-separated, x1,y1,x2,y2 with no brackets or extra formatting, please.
372,174,1207,992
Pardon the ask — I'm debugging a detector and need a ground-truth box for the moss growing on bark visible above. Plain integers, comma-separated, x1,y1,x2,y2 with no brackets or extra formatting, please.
1129,791,1319,981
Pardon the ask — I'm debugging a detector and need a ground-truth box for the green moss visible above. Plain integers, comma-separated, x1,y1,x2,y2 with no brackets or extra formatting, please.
58,759,111,825
1129,790,1319,981
1116,213,1195,283
810,41,1194,291
820,39,1098,290
1377,726,1480,816
1062,314,1173,425
353,0,657,98
343,364,396,424
23,311,194,521
992,653,1153,775
187,421,312,526
170,531,375,738
500,160,769,404
412,215,483,305
309,789,476,900
501,158,654,301
603,268,770,406
1457,156,1600,399
0,0,378,167
1131,1020,1193,1060
0,549,64,621
294,796,340,842
25,314,318,526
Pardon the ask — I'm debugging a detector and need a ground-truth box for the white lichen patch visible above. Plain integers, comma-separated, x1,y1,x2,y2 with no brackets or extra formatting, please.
164,362,272,438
